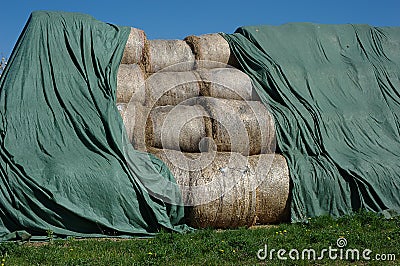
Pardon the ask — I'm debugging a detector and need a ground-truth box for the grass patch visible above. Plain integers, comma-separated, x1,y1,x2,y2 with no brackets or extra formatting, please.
1,211,398,265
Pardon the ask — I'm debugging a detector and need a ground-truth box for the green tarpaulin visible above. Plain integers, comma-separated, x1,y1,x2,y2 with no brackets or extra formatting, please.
222,23,400,222
0,11,189,241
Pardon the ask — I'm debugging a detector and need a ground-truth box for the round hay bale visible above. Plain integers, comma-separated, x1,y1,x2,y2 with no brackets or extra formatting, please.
122,100,151,151
146,105,210,152
148,148,290,228
145,71,201,107
184,34,239,69
253,155,291,224
198,68,256,101
144,40,195,73
116,64,145,103
199,97,276,155
187,151,257,228
121,27,146,64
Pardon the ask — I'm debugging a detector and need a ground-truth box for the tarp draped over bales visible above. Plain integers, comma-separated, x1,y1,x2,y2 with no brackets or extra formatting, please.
222,23,400,222
1,10,399,241
0,11,189,241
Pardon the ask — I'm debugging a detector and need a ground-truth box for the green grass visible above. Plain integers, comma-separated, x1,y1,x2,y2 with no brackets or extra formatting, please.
0,211,398,265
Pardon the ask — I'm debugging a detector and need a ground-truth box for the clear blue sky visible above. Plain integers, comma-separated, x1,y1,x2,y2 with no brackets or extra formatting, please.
1,0,399,57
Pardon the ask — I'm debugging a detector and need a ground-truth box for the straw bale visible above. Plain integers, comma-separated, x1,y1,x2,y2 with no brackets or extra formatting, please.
146,105,210,152
145,71,201,107
149,148,290,228
121,27,146,64
122,100,151,151
197,68,256,100
116,64,145,103
199,98,276,155
253,155,291,224
144,40,195,73
185,34,238,69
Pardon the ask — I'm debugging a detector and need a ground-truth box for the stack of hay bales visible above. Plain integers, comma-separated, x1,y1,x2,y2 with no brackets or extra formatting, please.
116,27,291,228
